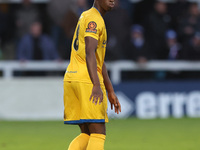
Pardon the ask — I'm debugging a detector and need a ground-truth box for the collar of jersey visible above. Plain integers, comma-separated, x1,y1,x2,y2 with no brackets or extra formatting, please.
92,6,102,17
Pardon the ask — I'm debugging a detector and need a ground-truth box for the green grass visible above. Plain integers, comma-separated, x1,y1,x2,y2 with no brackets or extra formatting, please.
0,118,200,150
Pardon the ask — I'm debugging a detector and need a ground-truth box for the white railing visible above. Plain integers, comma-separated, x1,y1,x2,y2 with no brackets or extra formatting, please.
1,60,200,84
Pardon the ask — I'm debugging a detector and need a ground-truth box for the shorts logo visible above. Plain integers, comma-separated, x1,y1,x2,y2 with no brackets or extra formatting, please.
86,21,97,33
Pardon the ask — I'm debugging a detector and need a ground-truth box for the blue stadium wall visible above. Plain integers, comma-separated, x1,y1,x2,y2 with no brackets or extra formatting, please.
108,81,200,119
1,79,200,120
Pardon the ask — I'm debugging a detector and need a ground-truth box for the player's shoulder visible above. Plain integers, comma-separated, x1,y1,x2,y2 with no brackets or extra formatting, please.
82,7,104,23
83,7,98,16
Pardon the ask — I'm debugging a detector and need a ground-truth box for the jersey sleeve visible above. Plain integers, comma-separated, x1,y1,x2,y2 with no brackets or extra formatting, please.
84,16,102,40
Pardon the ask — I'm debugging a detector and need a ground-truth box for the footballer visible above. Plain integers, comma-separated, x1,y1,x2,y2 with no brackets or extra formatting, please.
63,0,121,149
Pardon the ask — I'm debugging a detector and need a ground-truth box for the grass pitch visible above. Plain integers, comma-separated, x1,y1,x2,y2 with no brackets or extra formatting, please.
0,118,200,150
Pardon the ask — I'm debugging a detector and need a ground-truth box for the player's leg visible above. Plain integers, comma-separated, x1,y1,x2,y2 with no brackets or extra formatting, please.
87,123,106,135
86,123,106,150
68,124,90,150
79,123,90,135
78,83,108,150
64,81,90,150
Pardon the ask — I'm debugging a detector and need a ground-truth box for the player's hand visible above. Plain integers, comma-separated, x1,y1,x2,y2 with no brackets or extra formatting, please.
108,92,121,114
90,85,103,105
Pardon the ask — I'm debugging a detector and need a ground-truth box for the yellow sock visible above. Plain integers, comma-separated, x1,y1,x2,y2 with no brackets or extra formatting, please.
86,134,106,150
68,133,90,150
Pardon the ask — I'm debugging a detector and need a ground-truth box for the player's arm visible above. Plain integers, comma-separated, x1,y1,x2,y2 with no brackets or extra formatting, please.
102,62,121,114
85,36,103,105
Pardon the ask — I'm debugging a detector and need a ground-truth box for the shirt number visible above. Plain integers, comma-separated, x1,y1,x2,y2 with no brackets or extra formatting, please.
73,24,80,51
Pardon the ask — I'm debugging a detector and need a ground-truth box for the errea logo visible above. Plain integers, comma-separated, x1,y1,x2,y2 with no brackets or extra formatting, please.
136,91,200,119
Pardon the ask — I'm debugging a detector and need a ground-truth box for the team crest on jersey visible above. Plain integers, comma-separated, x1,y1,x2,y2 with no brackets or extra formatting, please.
86,21,97,33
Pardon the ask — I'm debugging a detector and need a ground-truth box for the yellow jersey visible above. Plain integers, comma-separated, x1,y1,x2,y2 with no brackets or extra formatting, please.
64,7,107,84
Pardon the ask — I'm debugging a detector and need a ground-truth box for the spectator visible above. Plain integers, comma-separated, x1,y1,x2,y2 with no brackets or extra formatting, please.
0,4,15,60
178,3,200,44
0,4,10,46
47,0,78,60
133,0,156,25
180,32,200,60
0,4,10,60
144,1,170,60
17,21,60,61
61,0,88,38
125,25,150,63
119,0,133,18
77,0,88,16
168,0,191,30
104,0,131,60
47,0,78,28
15,0,40,39
165,30,182,60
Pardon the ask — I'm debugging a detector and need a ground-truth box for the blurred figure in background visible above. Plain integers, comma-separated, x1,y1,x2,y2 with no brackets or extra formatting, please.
17,21,60,61
0,4,10,46
105,0,131,60
119,0,133,19
168,0,191,30
0,4,9,60
0,4,14,60
77,0,89,16
133,0,156,25
47,0,79,60
166,30,182,60
144,1,170,60
178,3,200,44
15,0,40,39
180,32,200,60
126,24,150,63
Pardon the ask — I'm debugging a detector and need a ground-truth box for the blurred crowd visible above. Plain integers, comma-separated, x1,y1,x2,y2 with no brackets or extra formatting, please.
1,0,200,63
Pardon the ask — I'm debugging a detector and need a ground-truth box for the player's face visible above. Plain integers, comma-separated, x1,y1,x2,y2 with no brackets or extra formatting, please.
99,0,115,11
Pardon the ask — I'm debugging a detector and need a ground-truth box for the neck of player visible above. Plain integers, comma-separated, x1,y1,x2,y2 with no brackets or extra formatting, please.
94,3,106,17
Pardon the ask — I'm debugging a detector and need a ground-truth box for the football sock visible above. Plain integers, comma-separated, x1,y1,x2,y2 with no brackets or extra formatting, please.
68,133,90,150
86,133,106,150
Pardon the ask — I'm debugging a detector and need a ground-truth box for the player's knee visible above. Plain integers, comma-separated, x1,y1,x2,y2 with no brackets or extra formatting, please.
79,124,90,135
88,123,106,135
